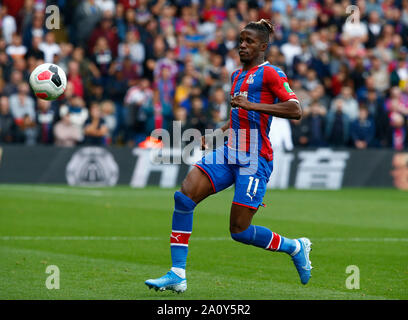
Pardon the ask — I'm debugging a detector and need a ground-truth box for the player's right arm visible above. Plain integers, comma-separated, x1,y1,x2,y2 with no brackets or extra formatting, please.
231,66,302,120
231,97,301,119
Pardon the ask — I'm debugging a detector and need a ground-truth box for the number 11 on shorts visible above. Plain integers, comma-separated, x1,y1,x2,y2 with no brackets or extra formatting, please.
246,176,259,200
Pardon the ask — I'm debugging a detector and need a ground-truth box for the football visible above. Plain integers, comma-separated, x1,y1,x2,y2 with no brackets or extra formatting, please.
29,63,67,101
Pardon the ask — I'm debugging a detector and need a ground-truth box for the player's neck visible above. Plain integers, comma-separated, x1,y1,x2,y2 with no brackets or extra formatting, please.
242,56,265,71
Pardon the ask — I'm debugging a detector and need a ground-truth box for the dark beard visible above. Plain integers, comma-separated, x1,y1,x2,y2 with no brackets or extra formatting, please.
239,56,251,64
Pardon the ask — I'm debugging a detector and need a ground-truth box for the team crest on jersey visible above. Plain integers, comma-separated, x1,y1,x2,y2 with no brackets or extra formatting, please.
246,73,256,84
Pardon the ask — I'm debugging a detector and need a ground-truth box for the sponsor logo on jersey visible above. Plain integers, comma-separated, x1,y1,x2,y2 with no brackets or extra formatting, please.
232,91,248,97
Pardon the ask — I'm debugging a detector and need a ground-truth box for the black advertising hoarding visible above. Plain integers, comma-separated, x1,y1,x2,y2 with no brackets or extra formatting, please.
0,145,406,190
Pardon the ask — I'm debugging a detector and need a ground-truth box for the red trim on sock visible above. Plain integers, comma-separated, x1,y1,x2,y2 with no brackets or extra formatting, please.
267,232,281,251
232,201,258,210
193,164,216,193
170,231,191,245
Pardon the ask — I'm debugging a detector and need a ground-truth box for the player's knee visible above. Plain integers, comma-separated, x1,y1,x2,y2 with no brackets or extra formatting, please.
229,216,251,234
229,222,246,234
179,183,194,201
230,225,254,245
174,190,196,211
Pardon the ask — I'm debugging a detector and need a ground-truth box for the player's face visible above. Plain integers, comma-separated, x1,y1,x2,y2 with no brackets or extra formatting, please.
238,29,264,64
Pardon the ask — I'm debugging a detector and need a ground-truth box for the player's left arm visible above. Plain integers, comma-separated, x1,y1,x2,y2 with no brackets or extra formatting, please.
231,68,302,120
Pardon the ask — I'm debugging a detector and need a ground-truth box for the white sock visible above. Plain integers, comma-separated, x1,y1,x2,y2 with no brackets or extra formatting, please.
290,240,301,257
171,267,186,279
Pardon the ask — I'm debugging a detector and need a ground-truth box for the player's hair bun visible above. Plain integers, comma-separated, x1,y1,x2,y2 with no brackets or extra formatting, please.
244,19,275,43
258,19,274,35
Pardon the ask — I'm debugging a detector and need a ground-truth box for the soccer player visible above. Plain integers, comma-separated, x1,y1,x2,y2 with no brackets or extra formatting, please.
145,19,312,293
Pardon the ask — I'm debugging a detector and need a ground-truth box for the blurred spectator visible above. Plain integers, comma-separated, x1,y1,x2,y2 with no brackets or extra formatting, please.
0,5,17,45
71,46,101,91
281,33,302,67
303,101,327,147
9,82,35,122
0,96,14,143
389,111,407,150
67,60,84,99
5,34,27,61
186,96,208,135
65,96,89,129
151,88,173,133
391,58,408,88
25,35,45,61
124,78,153,145
386,87,408,116
174,106,188,134
118,30,145,66
57,43,74,76
259,0,273,21
364,89,390,147
84,102,109,145
350,105,376,149
72,0,102,47
269,117,293,151
88,14,120,57
291,117,309,147
325,98,351,147
91,37,113,86
175,75,193,108
310,84,331,110
155,65,175,107
86,78,106,104
304,68,320,92
209,86,229,122
0,49,13,83
100,100,117,143
9,83,37,145
36,99,56,144
39,32,61,64
22,9,46,48
2,69,23,96
331,86,359,121
366,11,382,48
53,106,82,147
370,56,390,93
291,77,311,107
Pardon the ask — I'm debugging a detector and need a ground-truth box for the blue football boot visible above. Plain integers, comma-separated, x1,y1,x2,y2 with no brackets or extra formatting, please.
145,270,187,293
291,237,313,285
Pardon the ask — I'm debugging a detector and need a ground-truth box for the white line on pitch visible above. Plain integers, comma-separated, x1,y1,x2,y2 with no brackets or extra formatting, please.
0,185,104,196
0,236,408,242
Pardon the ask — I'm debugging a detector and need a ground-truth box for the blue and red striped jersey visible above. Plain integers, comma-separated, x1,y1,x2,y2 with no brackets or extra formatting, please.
229,61,299,162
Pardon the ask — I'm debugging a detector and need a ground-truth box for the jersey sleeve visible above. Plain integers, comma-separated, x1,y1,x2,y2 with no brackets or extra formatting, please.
264,67,299,103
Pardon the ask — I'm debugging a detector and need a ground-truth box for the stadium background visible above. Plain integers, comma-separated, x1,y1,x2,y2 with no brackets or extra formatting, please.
0,0,407,300
0,0,407,151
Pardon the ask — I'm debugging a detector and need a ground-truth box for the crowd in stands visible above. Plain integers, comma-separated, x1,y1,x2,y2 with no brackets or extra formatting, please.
0,0,407,151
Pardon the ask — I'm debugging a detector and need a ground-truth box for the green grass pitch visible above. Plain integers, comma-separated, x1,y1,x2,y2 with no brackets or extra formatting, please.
0,184,407,300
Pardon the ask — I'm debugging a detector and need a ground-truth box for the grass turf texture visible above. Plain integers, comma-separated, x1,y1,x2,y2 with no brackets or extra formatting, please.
0,184,407,300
